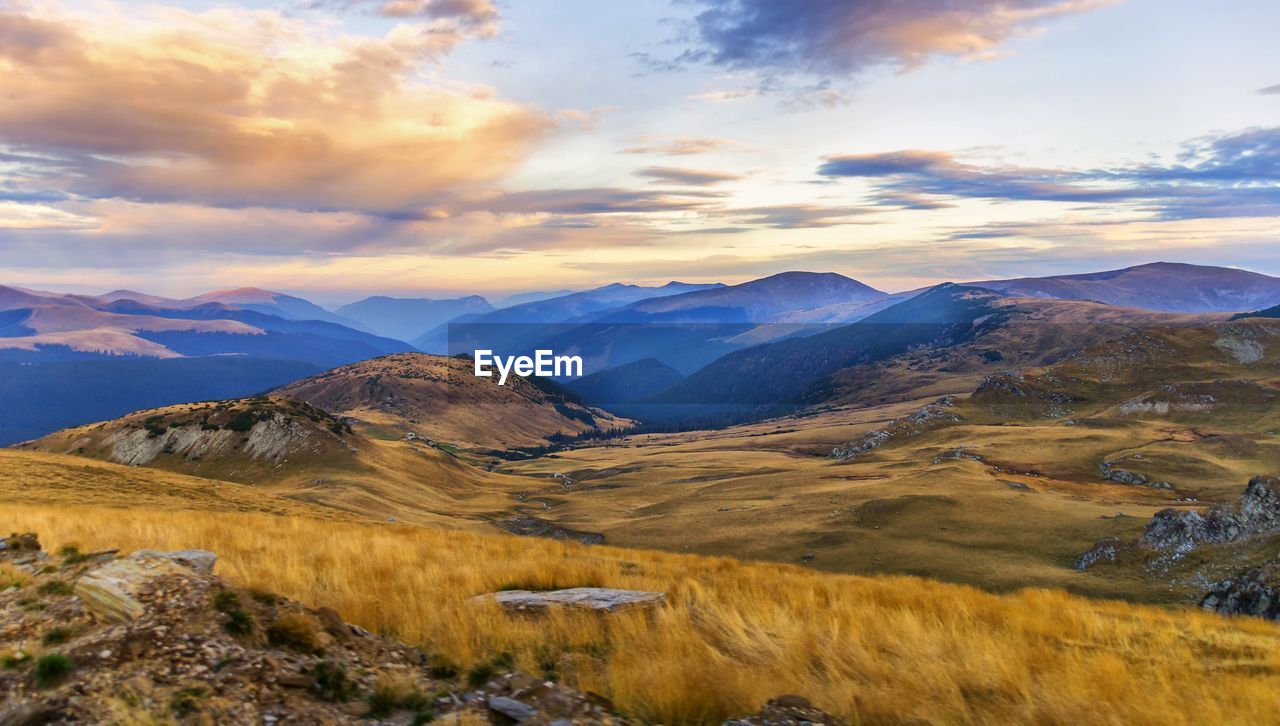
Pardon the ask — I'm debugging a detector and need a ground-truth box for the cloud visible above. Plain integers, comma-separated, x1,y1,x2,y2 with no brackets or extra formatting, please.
637,166,744,186
1258,83,1280,95
729,203,874,228
620,136,745,156
678,0,1106,77
818,127,1280,220
0,6,548,215
370,0,496,26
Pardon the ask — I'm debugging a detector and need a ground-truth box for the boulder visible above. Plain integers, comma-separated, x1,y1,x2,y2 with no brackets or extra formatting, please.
488,696,538,722
483,587,665,613
1200,561,1280,620
1141,476,1280,554
130,549,217,572
74,549,217,622
1073,537,1122,571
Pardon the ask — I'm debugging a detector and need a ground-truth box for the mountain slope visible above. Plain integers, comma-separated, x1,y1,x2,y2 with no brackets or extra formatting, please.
601,271,886,323
0,287,413,366
465,281,723,326
446,272,890,377
273,353,629,449
645,284,1007,416
335,295,494,342
185,287,365,328
566,357,685,405
971,262,1280,313
14,393,538,525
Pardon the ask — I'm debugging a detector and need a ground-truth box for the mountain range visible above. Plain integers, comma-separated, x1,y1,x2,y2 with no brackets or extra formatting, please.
3,261,1279,444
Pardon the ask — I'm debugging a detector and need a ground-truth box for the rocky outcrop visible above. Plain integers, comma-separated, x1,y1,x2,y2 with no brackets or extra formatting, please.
1075,477,1280,578
1073,537,1123,571
1099,459,1172,489
74,550,217,622
1140,476,1280,555
483,587,666,613
0,536,640,724
1200,561,1280,620
498,515,605,545
831,397,961,461
725,695,843,726
970,370,1081,418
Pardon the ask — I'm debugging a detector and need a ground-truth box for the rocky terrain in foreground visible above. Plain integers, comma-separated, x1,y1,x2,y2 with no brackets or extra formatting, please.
0,534,839,724
1075,476,1280,619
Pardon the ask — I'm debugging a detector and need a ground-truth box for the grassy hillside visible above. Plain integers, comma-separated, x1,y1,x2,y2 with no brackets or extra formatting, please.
8,504,1279,725
16,396,539,528
0,449,344,517
274,353,629,450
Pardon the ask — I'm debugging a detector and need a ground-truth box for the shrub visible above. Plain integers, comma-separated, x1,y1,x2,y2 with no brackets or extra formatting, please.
224,609,254,637
465,662,495,689
427,653,458,680
41,627,71,646
37,580,73,596
170,686,206,717
211,589,240,613
225,410,258,432
267,613,322,653
33,653,74,688
212,589,255,636
367,674,431,718
310,662,356,703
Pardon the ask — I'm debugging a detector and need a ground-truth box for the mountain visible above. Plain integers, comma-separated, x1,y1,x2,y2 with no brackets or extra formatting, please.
624,284,1008,425
672,283,1004,399
598,271,886,323
184,287,366,328
273,353,629,450
467,281,724,326
0,290,412,368
1232,303,1280,320
0,285,414,444
971,262,1280,313
566,357,685,406
442,273,887,377
14,393,528,524
0,357,319,446
433,281,725,365
21,395,366,482
495,289,577,308
335,295,494,343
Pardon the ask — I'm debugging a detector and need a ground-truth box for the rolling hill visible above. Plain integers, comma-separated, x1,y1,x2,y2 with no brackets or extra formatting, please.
273,353,629,449
335,294,494,343
14,393,539,526
972,262,1280,312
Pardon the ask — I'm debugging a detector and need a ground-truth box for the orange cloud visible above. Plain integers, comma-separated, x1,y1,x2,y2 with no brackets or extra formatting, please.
0,5,549,214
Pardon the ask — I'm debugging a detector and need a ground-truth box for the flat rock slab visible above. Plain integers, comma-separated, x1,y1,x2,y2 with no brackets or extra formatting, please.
75,549,218,622
484,587,665,613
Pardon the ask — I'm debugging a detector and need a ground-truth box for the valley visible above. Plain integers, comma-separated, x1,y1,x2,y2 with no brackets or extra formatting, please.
3,263,1279,724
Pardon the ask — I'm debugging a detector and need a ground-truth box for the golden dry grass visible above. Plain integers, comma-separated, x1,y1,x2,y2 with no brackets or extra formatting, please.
9,503,1280,725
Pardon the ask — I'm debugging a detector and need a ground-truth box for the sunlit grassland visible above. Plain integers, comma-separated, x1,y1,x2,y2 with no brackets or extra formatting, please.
9,503,1280,725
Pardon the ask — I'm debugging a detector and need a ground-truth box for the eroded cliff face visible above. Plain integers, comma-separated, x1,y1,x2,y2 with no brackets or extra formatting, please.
99,412,327,467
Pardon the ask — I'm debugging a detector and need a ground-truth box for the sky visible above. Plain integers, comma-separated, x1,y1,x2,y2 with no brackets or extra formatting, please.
1,0,1278,302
